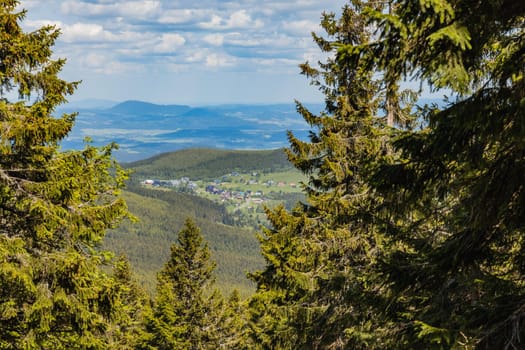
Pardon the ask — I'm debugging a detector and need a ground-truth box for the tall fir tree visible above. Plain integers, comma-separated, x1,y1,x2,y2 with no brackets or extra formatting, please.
139,218,236,350
0,1,132,348
105,256,149,349
250,0,525,348
367,0,525,348
248,1,414,348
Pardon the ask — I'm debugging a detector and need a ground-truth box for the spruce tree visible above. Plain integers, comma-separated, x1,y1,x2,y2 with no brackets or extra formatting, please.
248,2,410,348
220,290,251,349
106,256,148,349
368,0,525,348
140,219,227,350
0,1,131,348
248,0,525,348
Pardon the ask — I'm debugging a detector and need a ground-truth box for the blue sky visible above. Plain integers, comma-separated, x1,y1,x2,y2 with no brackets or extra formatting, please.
19,0,346,105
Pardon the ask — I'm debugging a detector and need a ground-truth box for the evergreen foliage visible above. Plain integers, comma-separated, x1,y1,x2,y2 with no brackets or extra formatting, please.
369,0,525,348
106,256,149,349
0,1,132,348
139,218,244,349
126,148,292,180
3,0,524,348
248,2,396,348
105,189,262,297
249,0,525,349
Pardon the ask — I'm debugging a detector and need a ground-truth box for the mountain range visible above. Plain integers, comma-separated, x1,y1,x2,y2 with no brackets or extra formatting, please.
58,100,323,162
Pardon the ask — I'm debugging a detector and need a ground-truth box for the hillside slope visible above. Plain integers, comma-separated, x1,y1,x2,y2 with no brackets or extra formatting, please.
106,148,307,297
105,188,262,296
109,100,191,115
126,148,292,180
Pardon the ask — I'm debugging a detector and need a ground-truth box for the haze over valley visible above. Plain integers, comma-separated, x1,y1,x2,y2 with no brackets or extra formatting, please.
59,100,323,162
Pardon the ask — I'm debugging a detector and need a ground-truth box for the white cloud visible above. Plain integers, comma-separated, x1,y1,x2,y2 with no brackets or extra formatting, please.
184,51,208,63
199,10,263,30
80,53,133,74
205,53,237,68
158,9,210,24
61,23,114,42
61,2,102,16
202,33,225,46
255,58,300,66
18,0,345,103
259,0,336,12
226,10,253,28
153,33,186,53
225,33,295,48
59,23,149,44
120,1,161,18
282,20,320,36
61,1,161,20
178,49,236,68
199,14,222,29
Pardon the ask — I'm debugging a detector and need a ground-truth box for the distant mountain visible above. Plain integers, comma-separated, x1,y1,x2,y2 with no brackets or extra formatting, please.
59,100,318,162
109,100,192,115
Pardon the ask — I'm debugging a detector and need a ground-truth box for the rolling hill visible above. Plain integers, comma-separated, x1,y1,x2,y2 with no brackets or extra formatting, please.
108,100,191,115
105,148,305,297
126,148,293,180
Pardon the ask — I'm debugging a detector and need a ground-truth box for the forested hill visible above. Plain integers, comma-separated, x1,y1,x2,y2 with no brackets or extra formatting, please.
125,148,292,180
106,148,301,296
104,187,262,297
108,100,192,115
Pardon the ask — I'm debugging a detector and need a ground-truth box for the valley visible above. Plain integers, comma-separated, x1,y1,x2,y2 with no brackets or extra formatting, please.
104,148,307,297
59,100,322,162
140,168,305,228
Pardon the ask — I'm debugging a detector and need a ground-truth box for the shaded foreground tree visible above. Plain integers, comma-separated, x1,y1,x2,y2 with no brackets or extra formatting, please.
370,0,525,348
249,0,525,349
139,218,246,350
0,1,132,348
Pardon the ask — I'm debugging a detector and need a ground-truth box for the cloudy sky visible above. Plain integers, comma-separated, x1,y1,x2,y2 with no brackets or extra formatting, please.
19,0,346,105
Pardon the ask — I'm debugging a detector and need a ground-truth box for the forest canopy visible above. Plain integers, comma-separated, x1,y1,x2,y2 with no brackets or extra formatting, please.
0,0,524,349
249,0,525,349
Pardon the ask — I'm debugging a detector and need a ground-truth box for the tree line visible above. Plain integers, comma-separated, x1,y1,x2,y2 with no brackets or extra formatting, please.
1,0,524,349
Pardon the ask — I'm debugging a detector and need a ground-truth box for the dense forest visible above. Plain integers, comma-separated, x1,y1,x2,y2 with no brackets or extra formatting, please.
105,186,263,297
106,148,304,297
126,148,292,180
0,0,524,349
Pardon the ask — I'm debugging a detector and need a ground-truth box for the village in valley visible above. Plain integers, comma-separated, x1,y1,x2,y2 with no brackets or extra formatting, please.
140,170,304,218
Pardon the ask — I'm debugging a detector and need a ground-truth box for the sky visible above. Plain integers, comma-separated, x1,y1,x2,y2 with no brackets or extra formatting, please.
19,0,347,105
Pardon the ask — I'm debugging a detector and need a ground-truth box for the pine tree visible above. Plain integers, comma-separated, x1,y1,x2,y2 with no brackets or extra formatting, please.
367,0,525,348
248,2,412,348
140,218,227,350
0,1,131,348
